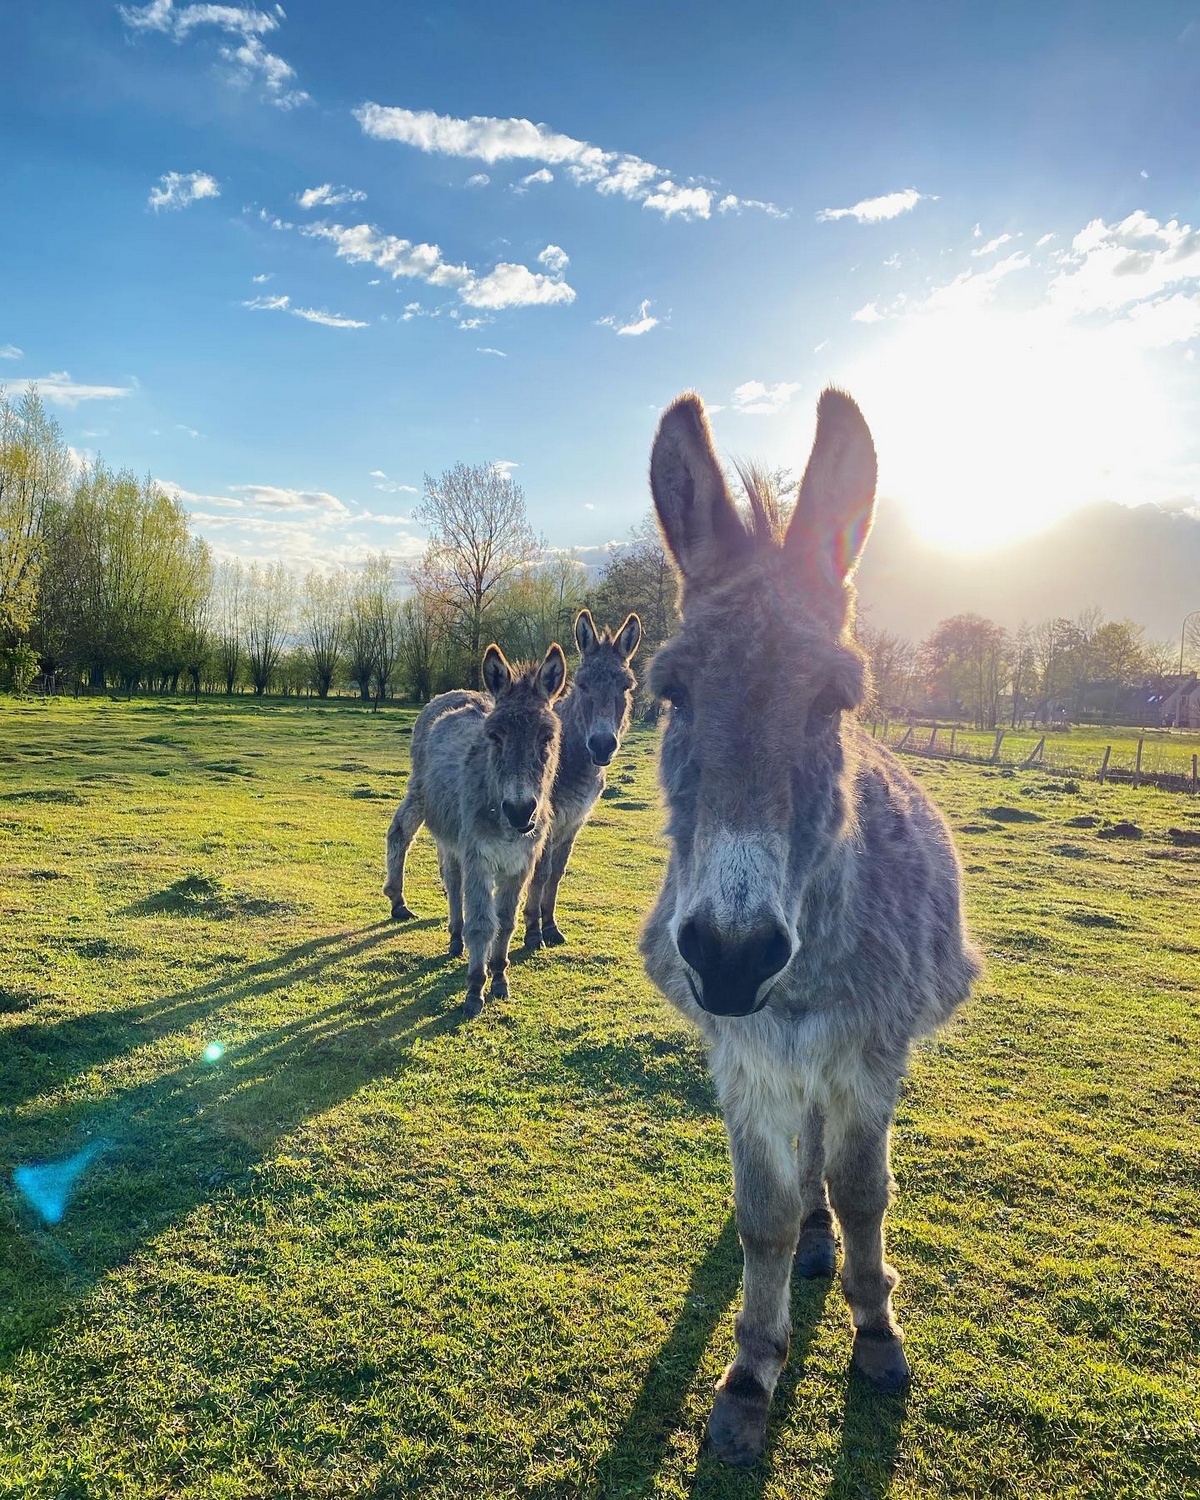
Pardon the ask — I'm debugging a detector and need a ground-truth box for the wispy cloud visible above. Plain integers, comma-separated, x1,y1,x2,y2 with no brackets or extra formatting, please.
817,188,934,224
513,168,553,193
492,460,519,478
242,292,368,328
148,170,220,210
730,380,801,415
297,183,367,209
972,232,1015,257
851,302,884,323
370,470,418,494
7,371,136,407
298,221,575,310
597,299,659,336
464,173,490,188
717,194,788,219
251,271,273,282
354,102,784,223
0,344,22,359
477,346,507,357
119,0,308,108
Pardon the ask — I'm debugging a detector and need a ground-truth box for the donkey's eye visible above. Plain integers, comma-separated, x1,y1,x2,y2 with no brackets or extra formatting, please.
487,729,504,748
808,686,845,723
661,681,690,710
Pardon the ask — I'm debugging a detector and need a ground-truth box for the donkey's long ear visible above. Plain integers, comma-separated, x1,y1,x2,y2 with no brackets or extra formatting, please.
650,394,749,587
482,643,513,696
575,609,599,656
615,613,642,661
538,642,567,701
785,388,877,601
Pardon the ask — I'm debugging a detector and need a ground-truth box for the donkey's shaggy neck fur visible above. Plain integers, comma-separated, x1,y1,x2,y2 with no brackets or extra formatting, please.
641,386,981,1466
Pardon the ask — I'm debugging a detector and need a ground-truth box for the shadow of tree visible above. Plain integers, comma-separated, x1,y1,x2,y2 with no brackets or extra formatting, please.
0,923,467,1368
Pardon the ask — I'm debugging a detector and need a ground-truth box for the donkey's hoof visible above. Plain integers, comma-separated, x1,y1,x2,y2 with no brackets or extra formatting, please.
707,1366,770,1468
542,924,567,947
851,1328,910,1393
489,973,509,1000
462,992,485,1020
524,930,544,951
390,901,417,922
794,1211,837,1277
447,935,464,958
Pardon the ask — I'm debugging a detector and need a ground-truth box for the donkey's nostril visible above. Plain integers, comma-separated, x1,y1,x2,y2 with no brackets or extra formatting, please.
502,797,538,830
677,915,792,1016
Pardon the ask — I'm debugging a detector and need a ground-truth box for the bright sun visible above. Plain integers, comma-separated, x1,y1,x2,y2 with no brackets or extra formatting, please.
844,307,1184,550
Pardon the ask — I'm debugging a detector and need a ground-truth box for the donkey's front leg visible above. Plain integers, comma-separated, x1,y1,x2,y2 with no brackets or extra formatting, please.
460,859,496,1020
488,874,523,1000
522,846,551,951
538,829,577,945
794,1104,837,1278
708,1118,803,1467
824,1096,910,1392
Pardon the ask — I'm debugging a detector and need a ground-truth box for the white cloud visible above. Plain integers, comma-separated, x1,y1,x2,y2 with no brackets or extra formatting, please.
852,302,884,323
297,183,367,209
241,292,368,328
537,243,569,275
597,299,658,336
972,232,1015,257
1036,233,1055,247
251,271,272,282
7,371,136,407
229,483,349,515
717,193,788,219
1047,211,1200,317
465,173,491,188
817,188,934,224
298,220,575,311
730,380,801,415
477,346,507,357
370,470,418,494
119,0,308,108
0,344,22,359
353,102,781,223
456,316,492,330
882,252,901,268
516,168,553,190
148,170,220,210
492,460,519,478
175,423,200,437
919,251,1031,314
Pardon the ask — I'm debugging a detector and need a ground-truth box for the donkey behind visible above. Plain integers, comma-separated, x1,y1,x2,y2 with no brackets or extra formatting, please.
384,642,566,1017
641,389,981,1464
524,610,641,950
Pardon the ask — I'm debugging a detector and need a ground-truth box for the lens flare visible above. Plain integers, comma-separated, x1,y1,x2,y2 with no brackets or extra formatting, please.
204,1041,225,1063
13,1139,109,1226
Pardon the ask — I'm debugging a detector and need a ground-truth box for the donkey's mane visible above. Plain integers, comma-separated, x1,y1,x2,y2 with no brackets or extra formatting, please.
731,460,792,547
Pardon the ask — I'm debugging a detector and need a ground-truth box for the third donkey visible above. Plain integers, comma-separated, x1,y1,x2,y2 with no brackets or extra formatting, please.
523,610,641,949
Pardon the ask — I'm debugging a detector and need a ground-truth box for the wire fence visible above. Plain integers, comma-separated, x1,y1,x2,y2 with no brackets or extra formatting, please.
869,720,1200,794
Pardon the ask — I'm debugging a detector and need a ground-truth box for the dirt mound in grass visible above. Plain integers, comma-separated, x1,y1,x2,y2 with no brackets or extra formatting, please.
132,873,298,920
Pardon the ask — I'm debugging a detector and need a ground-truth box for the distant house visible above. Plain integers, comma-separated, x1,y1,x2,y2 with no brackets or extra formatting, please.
1159,674,1200,728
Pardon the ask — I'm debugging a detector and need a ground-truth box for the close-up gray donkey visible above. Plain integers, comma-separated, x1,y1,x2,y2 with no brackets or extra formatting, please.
640,387,982,1465
383,641,567,1017
523,609,641,950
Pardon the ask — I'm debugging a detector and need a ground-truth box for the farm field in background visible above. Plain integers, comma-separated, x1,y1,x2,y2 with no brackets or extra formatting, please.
1,698,1197,1499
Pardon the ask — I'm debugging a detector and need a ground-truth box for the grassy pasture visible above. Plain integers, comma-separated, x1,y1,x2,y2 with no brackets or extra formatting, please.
0,696,1197,1499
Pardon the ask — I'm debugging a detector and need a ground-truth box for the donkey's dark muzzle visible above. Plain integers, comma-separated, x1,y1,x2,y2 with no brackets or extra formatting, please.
677,916,791,1017
587,732,618,767
502,797,538,832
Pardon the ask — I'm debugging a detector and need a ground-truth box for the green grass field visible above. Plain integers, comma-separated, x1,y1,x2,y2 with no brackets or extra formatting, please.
1,697,1198,1499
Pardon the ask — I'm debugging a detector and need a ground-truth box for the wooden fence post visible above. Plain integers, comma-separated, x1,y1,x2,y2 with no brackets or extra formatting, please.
1192,753,1198,794
928,726,938,752
990,731,1005,763
1098,745,1111,784
896,724,914,750
949,728,957,757
1022,735,1046,770
1133,736,1144,789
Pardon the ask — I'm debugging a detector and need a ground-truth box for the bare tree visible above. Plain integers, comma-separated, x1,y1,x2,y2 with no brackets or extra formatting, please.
243,562,294,696
300,569,346,698
856,620,917,718
419,462,541,688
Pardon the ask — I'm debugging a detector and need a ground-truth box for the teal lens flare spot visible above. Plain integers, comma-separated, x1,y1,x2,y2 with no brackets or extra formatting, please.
204,1042,225,1063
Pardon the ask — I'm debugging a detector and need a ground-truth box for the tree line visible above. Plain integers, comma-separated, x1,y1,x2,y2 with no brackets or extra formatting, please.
1,387,1192,721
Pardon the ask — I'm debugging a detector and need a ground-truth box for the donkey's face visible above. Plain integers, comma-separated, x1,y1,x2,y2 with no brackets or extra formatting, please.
481,643,567,833
571,610,641,766
648,389,877,1017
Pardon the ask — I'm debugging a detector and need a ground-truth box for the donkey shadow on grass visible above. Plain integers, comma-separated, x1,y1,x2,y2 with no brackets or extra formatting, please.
0,919,471,1370
586,1214,907,1499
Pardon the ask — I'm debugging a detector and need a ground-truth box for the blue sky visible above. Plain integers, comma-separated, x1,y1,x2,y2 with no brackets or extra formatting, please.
3,0,1199,571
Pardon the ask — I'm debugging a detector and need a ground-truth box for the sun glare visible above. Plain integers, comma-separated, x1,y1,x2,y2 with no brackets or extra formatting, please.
846,308,1182,550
